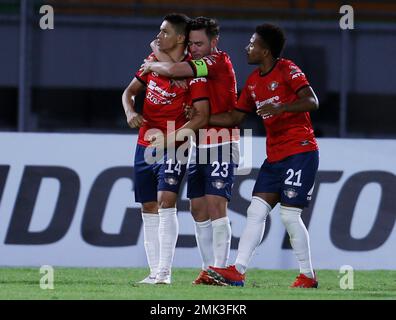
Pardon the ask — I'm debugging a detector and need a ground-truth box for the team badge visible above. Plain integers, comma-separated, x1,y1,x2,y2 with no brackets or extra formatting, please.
165,177,178,185
212,179,226,189
268,81,279,91
248,85,257,99
289,66,299,75
284,188,298,199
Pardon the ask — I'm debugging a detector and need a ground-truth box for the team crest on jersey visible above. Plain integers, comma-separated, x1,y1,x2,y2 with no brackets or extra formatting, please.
212,179,226,189
165,177,178,185
289,66,299,75
248,85,257,99
284,188,298,199
268,81,279,91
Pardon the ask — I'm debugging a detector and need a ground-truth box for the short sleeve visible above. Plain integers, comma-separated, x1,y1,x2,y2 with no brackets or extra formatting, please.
189,77,209,102
135,53,157,85
236,83,255,113
283,61,310,93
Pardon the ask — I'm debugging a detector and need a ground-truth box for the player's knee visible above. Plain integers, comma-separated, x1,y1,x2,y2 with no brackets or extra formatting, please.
279,205,302,225
247,196,272,222
191,211,209,222
142,202,158,213
190,202,201,215
158,192,177,209
190,201,208,221
158,200,176,209
207,201,227,220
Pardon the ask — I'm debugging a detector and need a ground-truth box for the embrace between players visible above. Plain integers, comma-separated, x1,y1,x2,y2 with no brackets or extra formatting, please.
122,13,320,288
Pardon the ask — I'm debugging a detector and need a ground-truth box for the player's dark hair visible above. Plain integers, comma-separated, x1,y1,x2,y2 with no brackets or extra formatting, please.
164,13,190,38
188,16,220,40
255,24,286,58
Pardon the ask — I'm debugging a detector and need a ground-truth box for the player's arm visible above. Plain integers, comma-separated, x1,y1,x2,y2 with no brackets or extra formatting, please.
256,86,319,117
175,99,210,140
141,60,194,78
209,109,247,127
150,39,173,62
151,100,209,148
121,77,146,128
285,86,319,112
144,40,193,78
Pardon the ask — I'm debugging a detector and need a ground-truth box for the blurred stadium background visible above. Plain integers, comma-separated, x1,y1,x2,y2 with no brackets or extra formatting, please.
2,0,396,137
0,0,396,290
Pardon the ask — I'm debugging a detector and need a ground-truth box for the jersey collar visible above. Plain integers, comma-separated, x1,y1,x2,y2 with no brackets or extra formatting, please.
259,58,280,77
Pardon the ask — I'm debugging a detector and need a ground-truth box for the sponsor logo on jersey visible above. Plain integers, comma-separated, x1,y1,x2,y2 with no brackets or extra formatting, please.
147,80,177,104
255,96,280,108
268,81,279,91
203,56,216,65
284,188,298,199
301,140,310,146
189,77,207,85
203,58,212,66
292,72,304,79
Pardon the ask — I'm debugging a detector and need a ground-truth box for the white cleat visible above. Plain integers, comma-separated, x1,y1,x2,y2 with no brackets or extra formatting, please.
155,271,171,285
138,275,156,284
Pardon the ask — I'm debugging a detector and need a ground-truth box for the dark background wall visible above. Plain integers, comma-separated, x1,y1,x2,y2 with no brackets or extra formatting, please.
1,1,396,137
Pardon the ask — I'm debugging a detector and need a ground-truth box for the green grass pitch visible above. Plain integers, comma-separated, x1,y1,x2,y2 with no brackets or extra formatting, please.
0,268,395,300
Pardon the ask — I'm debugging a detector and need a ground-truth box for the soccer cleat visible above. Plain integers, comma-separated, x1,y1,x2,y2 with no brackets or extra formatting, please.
138,275,156,284
155,271,171,285
192,270,223,285
207,265,245,287
290,273,318,288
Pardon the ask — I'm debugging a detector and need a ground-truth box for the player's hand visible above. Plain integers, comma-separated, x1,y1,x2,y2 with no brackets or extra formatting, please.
140,61,153,76
126,110,146,128
184,103,196,120
256,103,286,118
171,79,188,90
148,132,167,149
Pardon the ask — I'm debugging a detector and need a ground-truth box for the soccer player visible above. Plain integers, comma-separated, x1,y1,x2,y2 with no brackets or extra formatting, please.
122,13,210,285
205,24,320,288
141,17,239,285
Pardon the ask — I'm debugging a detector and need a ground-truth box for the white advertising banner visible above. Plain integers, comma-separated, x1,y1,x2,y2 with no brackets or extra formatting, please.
0,132,395,269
